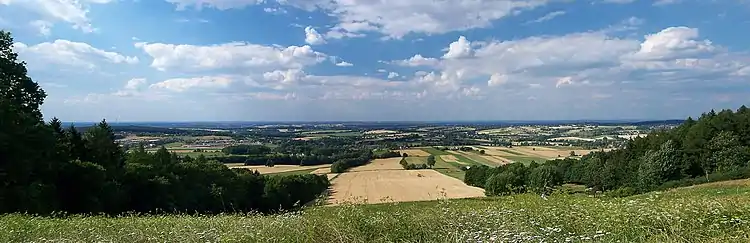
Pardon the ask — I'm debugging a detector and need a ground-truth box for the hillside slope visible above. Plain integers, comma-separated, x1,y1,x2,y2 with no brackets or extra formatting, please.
3,180,750,242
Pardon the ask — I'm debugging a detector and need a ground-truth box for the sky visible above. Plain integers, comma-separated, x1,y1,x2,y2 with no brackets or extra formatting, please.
1,0,749,122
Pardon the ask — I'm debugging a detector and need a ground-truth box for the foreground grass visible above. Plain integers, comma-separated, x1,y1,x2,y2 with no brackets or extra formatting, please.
3,180,750,242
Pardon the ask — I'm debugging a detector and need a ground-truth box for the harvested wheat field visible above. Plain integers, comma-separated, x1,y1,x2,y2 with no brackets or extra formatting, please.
326,169,484,205
349,158,404,172
398,149,431,157
227,164,329,174
440,155,464,164
311,167,331,174
479,154,512,165
513,146,606,159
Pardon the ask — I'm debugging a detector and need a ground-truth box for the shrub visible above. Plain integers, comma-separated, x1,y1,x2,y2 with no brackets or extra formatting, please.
605,187,637,198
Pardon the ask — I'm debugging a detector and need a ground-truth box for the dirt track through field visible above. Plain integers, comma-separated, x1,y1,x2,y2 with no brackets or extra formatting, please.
326,157,484,205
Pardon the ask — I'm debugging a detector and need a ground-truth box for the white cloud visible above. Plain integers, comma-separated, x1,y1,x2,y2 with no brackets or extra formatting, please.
149,76,234,92
13,39,139,69
335,61,353,67
443,36,474,59
247,92,297,100
30,20,52,36
124,78,147,90
164,0,264,10
164,0,553,39
526,11,566,24
555,76,573,88
654,0,680,6
390,24,749,95
136,42,326,71
600,0,635,3
304,26,326,45
263,69,306,87
1,0,113,33
487,73,508,86
626,27,716,61
395,54,439,67
387,72,399,79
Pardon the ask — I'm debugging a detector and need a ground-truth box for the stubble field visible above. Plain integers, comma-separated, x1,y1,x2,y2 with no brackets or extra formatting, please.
226,164,330,174
326,158,484,205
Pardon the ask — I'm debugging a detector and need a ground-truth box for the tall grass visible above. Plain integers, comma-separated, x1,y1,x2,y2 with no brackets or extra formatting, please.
2,180,750,242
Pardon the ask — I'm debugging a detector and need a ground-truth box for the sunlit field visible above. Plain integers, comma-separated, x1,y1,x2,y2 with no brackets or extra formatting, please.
3,180,749,242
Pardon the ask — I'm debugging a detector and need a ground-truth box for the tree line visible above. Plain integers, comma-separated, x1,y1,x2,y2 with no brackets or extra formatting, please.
464,106,750,196
0,31,329,215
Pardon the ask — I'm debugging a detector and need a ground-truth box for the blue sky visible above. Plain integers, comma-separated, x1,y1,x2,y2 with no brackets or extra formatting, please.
1,0,749,122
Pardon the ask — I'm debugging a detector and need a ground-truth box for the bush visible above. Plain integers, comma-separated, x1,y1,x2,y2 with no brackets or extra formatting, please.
605,187,637,198
404,163,428,170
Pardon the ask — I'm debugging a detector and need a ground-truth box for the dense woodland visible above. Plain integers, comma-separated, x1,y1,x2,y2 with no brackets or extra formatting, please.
0,31,329,215
220,143,380,168
465,107,750,196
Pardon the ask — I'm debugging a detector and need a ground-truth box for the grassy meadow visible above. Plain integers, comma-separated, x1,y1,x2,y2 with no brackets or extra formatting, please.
3,180,750,242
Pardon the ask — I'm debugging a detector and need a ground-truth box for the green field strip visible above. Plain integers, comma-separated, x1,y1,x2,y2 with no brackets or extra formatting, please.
421,147,451,156
433,168,465,180
429,152,466,180
405,157,427,165
450,153,485,166
458,152,500,167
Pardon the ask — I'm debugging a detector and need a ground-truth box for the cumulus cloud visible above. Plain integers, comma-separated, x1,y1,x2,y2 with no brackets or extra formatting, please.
263,69,307,87
395,54,440,67
164,0,553,39
149,76,234,92
13,39,139,69
136,42,326,71
1,0,113,33
335,61,353,67
487,73,508,87
387,72,399,79
390,24,749,96
443,36,474,59
124,78,147,90
626,27,716,61
304,26,326,45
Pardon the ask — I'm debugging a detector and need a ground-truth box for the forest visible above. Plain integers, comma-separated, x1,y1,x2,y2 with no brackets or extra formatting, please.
0,31,329,215
465,106,750,196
